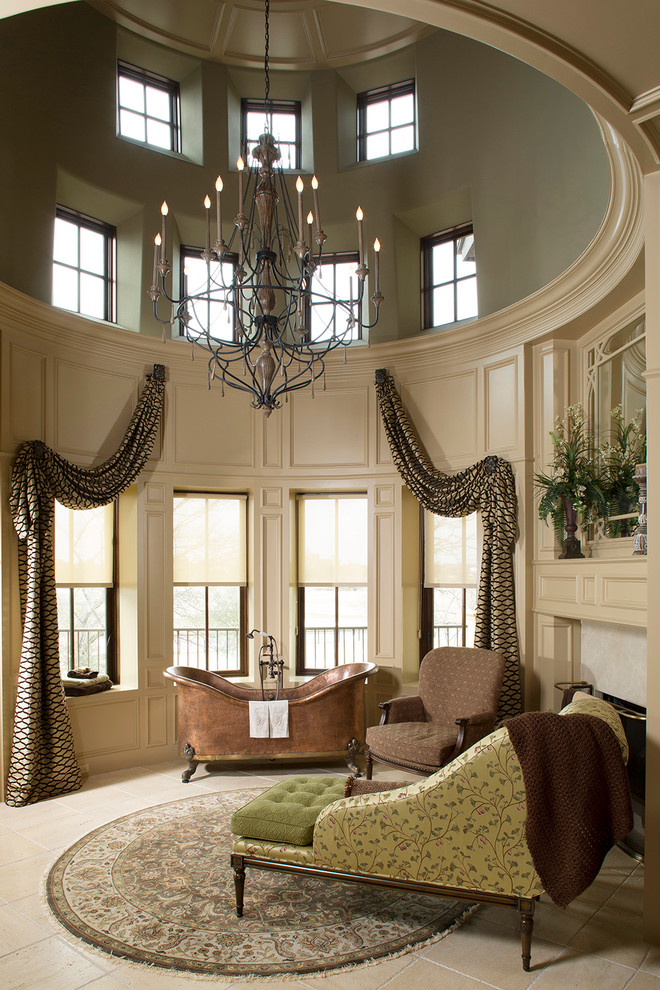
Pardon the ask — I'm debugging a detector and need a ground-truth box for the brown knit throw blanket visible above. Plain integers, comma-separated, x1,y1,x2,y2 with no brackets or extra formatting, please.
506,711,633,908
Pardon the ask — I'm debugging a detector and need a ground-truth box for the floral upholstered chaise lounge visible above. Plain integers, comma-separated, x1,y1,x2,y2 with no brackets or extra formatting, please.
230,693,632,971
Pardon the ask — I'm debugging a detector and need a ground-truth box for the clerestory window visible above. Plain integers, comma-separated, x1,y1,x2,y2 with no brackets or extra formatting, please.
357,79,416,162
241,99,301,170
117,60,181,153
421,224,478,328
52,206,116,322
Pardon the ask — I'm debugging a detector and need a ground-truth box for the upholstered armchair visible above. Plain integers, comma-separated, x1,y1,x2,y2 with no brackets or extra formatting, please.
230,693,631,972
365,646,505,777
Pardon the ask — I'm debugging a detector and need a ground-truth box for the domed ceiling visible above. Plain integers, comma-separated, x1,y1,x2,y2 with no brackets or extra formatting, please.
86,0,436,69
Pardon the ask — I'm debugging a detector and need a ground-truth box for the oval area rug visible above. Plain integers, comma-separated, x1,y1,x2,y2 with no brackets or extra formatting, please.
46,788,475,978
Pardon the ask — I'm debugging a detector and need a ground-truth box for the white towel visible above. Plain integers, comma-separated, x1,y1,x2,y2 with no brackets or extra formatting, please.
268,700,289,738
248,701,270,738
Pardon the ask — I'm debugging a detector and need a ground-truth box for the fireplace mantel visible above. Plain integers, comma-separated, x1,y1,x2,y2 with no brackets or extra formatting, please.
533,557,647,628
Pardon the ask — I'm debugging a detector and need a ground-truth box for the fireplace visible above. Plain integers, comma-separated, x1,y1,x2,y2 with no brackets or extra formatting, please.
577,620,647,859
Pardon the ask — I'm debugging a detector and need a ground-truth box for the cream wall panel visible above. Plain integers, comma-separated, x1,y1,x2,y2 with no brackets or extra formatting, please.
262,408,282,468
376,412,392,466
261,513,283,643
538,573,578,604
146,695,168,747
535,614,577,711
68,696,139,756
174,384,254,466
55,362,137,457
375,512,395,661
485,357,518,453
602,575,647,612
9,344,46,444
290,389,368,467
145,511,166,660
402,373,477,467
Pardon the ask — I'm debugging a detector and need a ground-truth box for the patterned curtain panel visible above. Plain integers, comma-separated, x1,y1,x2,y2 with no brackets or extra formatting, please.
375,369,521,719
6,365,166,807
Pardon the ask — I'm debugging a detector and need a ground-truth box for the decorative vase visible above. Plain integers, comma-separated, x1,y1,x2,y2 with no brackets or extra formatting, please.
558,495,585,559
633,463,647,556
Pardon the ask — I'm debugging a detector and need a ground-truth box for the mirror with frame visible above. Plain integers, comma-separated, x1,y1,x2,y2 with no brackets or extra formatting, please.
585,315,646,540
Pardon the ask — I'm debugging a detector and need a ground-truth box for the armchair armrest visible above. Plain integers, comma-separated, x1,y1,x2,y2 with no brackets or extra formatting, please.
378,695,426,725
449,710,497,762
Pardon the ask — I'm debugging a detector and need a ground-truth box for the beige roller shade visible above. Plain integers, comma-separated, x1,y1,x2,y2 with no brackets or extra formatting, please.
173,494,247,586
299,494,367,586
424,510,478,588
54,501,114,587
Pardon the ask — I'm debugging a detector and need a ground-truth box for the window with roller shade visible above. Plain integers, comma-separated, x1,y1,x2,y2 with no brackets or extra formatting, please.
420,510,479,660
55,501,116,680
173,493,248,675
297,494,368,674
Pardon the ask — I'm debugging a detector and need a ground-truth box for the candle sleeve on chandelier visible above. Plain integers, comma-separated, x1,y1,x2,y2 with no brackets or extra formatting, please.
356,207,364,266
374,238,381,293
296,176,304,241
215,176,223,243
153,234,161,284
204,195,211,253
160,201,168,262
307,211,313,256
237,157,244,212
311,175,321,234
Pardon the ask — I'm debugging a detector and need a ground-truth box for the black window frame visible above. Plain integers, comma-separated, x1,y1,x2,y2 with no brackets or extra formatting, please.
303,250,362,344
117,59,181,154
357,78,416,163
53,205,117,323
241,98,301,171
421,222,477,330
55,502,119,683
172,492,249,677
178,244,239,342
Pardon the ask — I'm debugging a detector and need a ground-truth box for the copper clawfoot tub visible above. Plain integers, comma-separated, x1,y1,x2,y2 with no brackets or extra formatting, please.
164,662,378,782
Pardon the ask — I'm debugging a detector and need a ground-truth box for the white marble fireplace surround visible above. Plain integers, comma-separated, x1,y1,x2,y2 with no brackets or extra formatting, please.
580,620,647,709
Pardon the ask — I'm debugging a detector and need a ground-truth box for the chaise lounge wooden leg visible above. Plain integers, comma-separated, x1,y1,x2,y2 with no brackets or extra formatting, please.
231,854,246,917
519,897,536,971
365,746,373,780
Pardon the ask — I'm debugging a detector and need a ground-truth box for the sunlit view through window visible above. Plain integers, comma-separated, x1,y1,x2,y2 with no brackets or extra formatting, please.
297,494,368,672
52,208,116,321
309,252,361,342
242,99,300,170
55,501,115,679
422,225,477,328
422,511,479,654
117,61,180,152
179,248,237,340
173,494,247,674
357,79,416,162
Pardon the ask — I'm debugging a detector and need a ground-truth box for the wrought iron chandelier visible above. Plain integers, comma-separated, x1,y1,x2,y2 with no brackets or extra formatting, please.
149,0,384,415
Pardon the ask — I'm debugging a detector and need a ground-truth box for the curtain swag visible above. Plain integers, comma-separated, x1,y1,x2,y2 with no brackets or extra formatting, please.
6,365,166,807
375,368,521,719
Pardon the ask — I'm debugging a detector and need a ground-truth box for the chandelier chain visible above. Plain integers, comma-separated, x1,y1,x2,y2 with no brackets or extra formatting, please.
264,0,271,112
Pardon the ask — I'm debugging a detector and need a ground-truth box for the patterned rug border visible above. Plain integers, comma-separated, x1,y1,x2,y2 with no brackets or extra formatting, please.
44,788,478,980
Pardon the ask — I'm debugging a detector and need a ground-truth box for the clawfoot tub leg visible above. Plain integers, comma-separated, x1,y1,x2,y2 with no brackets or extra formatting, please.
345,738,362,777
519,898,536,971
231,855,246,917
181,742,198,783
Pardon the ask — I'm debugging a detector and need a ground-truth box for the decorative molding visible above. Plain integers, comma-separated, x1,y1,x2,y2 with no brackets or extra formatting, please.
146,483,165,505
261,488,283,508
534,558,647,627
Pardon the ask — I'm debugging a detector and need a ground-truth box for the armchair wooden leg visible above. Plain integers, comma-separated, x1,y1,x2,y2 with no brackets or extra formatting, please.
365,746,373,780
231,854,246,917
518,898,536,971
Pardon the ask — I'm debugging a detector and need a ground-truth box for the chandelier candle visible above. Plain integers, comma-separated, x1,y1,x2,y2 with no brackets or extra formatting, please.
148,0,384,414
160,201,168,263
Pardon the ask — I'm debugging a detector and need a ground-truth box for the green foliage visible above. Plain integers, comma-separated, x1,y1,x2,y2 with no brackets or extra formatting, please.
598,405,646,536
534,403,607,546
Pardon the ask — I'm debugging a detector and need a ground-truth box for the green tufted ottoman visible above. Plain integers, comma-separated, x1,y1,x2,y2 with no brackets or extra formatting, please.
231,776,347,846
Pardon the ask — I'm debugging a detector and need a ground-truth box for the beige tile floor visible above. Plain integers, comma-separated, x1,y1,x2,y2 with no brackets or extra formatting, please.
0,759,655,990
